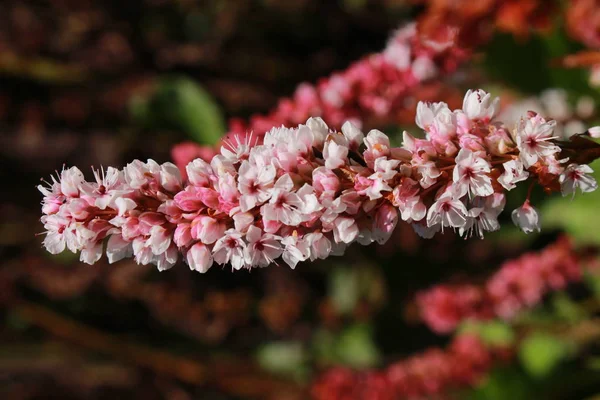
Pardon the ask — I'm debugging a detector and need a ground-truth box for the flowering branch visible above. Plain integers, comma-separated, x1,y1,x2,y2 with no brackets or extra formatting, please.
39,89,600,272
311,334,508,400
416,237,585,334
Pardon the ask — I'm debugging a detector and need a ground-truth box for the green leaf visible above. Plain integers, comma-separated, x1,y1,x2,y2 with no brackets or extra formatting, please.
467,367,538,400
542,160,600,245
458,320,515,347
334,324,380,368
551,292,588,323
313,324,380,368
585,270,600,299
256,341,308,380
329,267,360,315
518,333,575,378
130,76,225,145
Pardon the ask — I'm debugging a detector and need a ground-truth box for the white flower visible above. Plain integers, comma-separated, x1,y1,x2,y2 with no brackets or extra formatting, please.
159,162,183,192
383,41,411,70
245,226,283,268
411,56,437,81
305,232,332,261
59,166,85,198
124,159,160,189
80,241,103,265
588,126,600,138
452,148,493,198
306,117,330,148
370,157,400,181
540,89,571,121
186,243,213,273
415,101,449,131
80,166,129,210
186,158,214,187
238,161,276,211
363,129,391,166
341,121,364,151
498,160,529,191
462,89,499,121
426,191,468,230
559,164,598,196
213,229,247,270
514,116,559,168
106,234,133,264
332,216,359,244
417,161,441,189
281,233,310,269
460,194,505,238
511,201,541,234
323,140,349,169
261,175,304,226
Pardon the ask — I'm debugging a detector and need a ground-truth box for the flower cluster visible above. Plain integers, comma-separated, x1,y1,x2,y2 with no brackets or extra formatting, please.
39,89,599,271
172,23,469,173
311,334,504,400
416,237,582,333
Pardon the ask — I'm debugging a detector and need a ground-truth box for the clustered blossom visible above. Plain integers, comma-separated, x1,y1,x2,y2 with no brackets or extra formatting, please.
311,334,507,400
416,237,582,334
40,90,598,272
172,23,469,173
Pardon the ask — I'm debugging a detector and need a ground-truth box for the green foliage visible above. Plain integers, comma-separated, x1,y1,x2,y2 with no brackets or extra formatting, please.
584,270,600,299
328,266,385,316
551,292,588,323
329,267,360,315
543,160,600,245
256,341,309,381
313,324,380,368
467,368,538,400
518,333,575,379
482,28,595,98
130,76,225,145
458,321,515,347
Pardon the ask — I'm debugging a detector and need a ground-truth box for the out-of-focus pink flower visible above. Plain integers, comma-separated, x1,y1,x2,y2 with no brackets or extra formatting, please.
416,237,582,332
171,141,217,180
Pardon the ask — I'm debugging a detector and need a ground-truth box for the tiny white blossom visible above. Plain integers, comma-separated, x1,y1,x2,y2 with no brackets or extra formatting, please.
559,164,598,196
498,160,529,190
511,201,541,234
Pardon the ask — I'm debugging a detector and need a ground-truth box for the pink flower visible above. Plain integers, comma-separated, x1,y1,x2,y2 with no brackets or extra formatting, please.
38,88,600,272
312,167,341,196
374,203,398,244
191,216,226,244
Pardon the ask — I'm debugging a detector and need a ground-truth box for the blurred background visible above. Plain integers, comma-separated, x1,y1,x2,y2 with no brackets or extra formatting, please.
3,0,600,399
